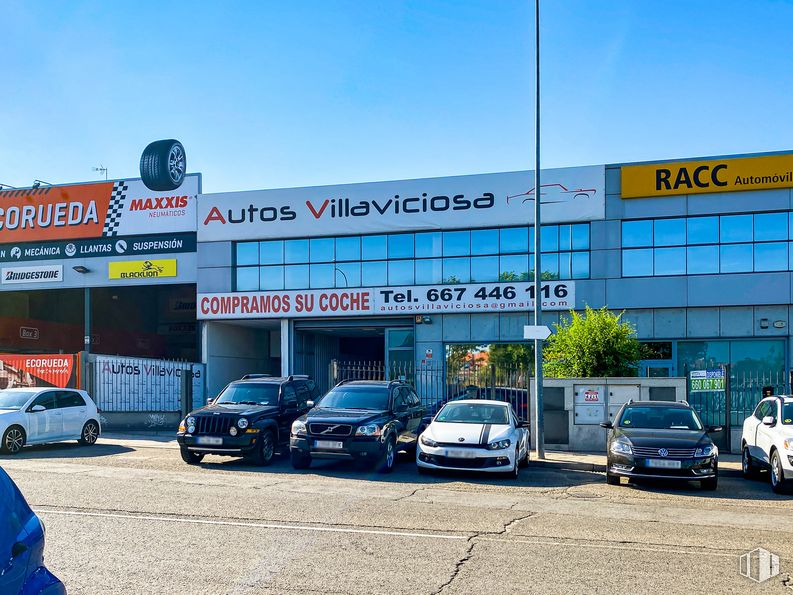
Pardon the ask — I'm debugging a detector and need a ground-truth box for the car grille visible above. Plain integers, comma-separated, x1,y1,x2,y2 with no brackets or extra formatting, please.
309,423,353,437
632,446,697,458
436,442,484,449
195,415,235,435
433,455,490,469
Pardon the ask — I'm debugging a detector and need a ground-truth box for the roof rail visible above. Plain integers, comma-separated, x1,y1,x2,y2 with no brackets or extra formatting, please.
241,374,271,380
679,400,689,406
289,374,310,380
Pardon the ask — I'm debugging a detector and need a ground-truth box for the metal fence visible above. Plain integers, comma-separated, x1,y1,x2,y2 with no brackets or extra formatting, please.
329,359,532,421
731,369,788,425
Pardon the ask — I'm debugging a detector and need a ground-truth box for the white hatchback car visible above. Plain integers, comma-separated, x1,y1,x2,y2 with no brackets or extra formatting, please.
0,388,101,454
417,399,529,478
741,395,793,493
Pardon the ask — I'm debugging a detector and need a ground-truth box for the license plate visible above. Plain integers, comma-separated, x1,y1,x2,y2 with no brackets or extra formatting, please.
196,436,223,446
645,458,681,469
444,449,476,459
315,440,344,450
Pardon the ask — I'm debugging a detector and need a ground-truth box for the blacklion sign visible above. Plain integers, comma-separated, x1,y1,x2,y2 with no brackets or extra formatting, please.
198,167,605,242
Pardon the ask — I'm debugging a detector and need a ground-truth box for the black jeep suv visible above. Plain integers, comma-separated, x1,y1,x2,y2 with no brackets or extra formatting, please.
289,380,425,473
177,375,319,466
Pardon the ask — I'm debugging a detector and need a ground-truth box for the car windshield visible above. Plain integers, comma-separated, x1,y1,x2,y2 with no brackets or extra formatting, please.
0,390,32,410
783,403,793,425
317,387,389,411
436,402,509,424
215,384,279,406
618,406,703,430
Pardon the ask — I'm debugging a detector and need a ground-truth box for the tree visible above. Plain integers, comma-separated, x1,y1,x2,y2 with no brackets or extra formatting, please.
488,343,533,369
543,307,643,378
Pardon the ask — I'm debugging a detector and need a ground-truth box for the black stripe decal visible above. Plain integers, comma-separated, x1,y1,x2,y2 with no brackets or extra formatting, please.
480,424,492,445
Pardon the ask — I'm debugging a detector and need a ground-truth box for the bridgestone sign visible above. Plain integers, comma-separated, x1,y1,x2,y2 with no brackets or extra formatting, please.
1,265,63,284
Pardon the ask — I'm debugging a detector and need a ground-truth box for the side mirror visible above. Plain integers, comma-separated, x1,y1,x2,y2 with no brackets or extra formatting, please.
11,542,28,558
599,422,613,429
707,425,723,433
306,400,315,408
206,398,215,406
30,405,46,413
762,415,776,427
518,420,529,428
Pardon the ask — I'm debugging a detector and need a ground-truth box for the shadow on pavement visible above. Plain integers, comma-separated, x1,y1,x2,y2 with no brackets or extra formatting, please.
614,473,788,501
0,441,134,460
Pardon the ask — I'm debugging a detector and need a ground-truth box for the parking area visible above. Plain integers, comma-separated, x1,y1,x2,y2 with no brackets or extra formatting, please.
2,435,792,594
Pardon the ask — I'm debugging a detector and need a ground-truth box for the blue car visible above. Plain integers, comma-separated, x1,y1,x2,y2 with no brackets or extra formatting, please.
0,467,65,595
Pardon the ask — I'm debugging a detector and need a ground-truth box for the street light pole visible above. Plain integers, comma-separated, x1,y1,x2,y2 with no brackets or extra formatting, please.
532,0,545,459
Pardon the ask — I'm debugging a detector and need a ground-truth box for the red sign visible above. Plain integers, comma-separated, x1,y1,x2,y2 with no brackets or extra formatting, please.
0,353,79,389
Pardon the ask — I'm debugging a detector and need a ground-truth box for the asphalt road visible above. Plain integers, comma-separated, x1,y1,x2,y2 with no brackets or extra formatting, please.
2,437,792,595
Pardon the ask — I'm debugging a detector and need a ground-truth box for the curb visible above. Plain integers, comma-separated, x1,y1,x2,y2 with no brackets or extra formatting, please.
531,459,744,478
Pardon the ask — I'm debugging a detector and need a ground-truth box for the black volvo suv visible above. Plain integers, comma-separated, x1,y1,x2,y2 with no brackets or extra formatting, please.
601,400,721,490
177,375,319,466
289,380,425,473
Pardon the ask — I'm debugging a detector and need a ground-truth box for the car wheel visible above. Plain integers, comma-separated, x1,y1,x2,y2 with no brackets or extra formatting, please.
519,446,530,468
770,450,789,494
417,465,430,476
505,448,520,480
78,420,100,445
140,139,186,191
700,473,718,491
180,447,204,465
1,426,25,454
377,436,396,473
742,446,759,479
606,473,620,486
291,450,311,470
249,430,276,467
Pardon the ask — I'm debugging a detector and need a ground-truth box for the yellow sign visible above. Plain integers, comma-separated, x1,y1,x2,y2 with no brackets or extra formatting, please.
621,154,793,198
108,259,177,280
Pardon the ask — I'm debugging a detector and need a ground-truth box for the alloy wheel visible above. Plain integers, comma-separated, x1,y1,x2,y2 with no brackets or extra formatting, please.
386,441,395,469
262,433,274,462
168,144,185,182
5,428,23,453
771,454,781,487
83,423,98,444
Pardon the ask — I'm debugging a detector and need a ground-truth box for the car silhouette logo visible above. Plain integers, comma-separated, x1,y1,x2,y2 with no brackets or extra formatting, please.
658,448,669,457
458,437,465,442
506,183,596,206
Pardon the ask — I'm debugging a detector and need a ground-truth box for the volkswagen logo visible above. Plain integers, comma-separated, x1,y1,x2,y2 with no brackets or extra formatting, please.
658,448,669,457
458,437,465,442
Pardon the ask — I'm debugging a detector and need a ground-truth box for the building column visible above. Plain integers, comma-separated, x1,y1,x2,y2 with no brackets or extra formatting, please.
280,318,290,376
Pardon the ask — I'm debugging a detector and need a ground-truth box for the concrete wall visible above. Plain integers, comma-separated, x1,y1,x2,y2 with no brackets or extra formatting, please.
202,321,275,398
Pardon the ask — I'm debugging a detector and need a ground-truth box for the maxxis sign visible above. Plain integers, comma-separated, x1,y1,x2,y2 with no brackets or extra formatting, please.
198,167,604,241
0,174,199,243
198,281,575,319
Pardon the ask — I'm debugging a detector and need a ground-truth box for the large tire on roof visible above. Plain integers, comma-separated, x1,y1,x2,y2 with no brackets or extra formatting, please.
140,139,186,191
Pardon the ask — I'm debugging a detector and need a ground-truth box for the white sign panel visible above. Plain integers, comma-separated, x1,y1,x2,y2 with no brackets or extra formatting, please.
198,281,575,320
1,264,63,284
109,174,200,236
198,166,604,242
523,325,552,340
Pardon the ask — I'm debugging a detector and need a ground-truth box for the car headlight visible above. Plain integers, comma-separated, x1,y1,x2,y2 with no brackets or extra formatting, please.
187,416,196,426
783,438,793,451
355,424,382,437
610,437,632,455
487,438,511,450
291,419,306,437
420,434,438,448
237,418,249,429
229,426,238,436
695,444,716,457
178,420,187,433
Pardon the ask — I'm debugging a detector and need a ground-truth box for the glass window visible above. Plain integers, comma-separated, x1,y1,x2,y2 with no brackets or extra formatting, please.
541,225,559,252
334,262,361,287
285,239,309,263
572,252,589,279
442,231,470,256
415,259,442,284
415,232,442,257
471,256,499,282
687,246,718,275
310,264,334,288
259,241,284,265
443,257,470,283
361,261,387,286
388,234,414,259
572,224,590,250
720,244,753,273
362,235,387,260
500,227,528,254
754,212,788,242
541,252,559,278
622,220,652,247
236,242,259,266
260,266,284,290
236,267,259,290
558,252,571,280
754,242,787,272
558,225,572,251
500,254,529,281
622,248,653,276
720,215,752,243
654,247,686,276
471,229,499,255
388,260,414,285
335,236,361,261
310,238,334,263
654,219,686,246
284,264,309,289
687,216,718,245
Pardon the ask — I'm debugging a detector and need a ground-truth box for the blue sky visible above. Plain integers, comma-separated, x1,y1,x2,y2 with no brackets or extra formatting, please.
2,0,793,193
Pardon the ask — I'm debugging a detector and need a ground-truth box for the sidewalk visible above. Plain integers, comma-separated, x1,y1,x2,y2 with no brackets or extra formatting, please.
533,450,743,477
